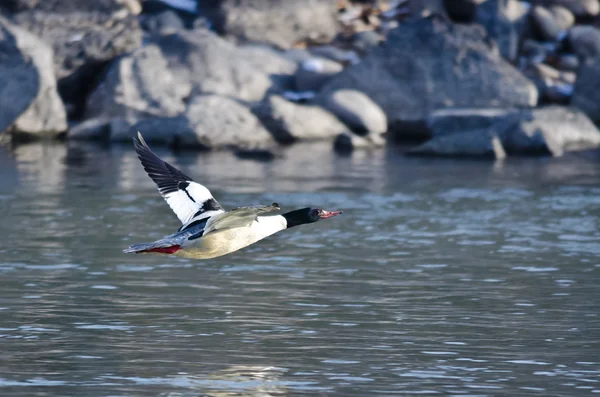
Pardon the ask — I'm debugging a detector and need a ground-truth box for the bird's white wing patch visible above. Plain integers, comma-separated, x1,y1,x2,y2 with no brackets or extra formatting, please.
133,132,225,227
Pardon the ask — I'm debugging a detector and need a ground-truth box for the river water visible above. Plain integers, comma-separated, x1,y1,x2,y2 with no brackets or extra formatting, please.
0,141,599,397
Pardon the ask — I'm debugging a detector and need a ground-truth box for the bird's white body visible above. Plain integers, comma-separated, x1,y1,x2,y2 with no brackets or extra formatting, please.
175,215,287,259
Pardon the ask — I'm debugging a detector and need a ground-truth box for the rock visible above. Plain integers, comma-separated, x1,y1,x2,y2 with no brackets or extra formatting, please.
410,129,507,159
532,5,574,41
185,95,276,149
237,44,298,90
545,0,599,18
413,106,600,157
111,116,196,145
0,18,67,137
333,132,386,153
318,89,387,135
476,0,530,62
1,0,140,14
320,16,538,141
351,30,382,55
572,56,600,121
295,58,344,92
12,8,143,117
256,95,351,143
568,25,600,60
283,48,313,63
207,0,339,49
153,29,273,102
501,106,600,156
86,44,190,121
309,46,360,65
140,10,185,34
426,108,519,138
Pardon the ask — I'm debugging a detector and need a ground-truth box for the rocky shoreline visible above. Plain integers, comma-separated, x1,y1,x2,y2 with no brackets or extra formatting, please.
2,0,600,159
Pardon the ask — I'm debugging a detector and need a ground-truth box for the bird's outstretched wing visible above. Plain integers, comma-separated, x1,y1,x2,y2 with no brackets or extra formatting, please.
133,132,225,227
202,203,280,236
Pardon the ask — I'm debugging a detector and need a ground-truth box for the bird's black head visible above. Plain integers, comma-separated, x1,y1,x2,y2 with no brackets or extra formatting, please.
282,207,343,228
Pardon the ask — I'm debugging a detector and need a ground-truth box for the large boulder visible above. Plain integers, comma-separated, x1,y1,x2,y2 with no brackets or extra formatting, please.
185,95,276,149
107,95,277,149
411,106,600,157
153,29,273,102
410,129,507,159
11,3,143,117
320,16,538,140
295,58,344,92
256,95,351,143
204,0,339,49
86,44,190,121
426,108,518,137
0,18,66,137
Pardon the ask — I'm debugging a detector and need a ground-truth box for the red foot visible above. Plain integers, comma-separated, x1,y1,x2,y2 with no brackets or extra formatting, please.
139,245,181,254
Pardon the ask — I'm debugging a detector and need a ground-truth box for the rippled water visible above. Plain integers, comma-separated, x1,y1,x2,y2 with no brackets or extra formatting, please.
1,141,599,397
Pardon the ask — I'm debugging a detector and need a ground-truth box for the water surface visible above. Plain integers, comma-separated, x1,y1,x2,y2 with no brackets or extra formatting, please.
1,141,599,396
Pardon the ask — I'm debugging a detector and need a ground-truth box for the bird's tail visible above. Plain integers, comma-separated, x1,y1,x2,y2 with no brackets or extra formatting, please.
123,241,182,255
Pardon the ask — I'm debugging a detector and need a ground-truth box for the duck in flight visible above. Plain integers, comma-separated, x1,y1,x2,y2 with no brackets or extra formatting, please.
123,132,343,259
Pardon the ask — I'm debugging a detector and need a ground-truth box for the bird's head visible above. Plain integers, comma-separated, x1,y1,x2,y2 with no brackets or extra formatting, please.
283,207,343,228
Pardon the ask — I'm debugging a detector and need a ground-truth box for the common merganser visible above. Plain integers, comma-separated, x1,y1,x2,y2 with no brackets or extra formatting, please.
123,132,343,259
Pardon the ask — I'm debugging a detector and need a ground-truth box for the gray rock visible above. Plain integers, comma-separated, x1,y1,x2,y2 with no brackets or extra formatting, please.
237,44,298,90
185,95,276,149
209,0,339,49
333,132,386,153
295,57,344,92
140,10,185,35
351,30,382,55
318,89,387,135
413,106,600,157
86,44,190,121
12,8,142,115
544,0,599,17
0,18,67,137
320,16,538,141
532,5,574,41
111,116,197,146
154,29,273,102
500,106,600,156
2,0,140,14
410,129,507,159
426,108,519,138
282,48,313,63
572,56,600,121
256,95,351,143
568,25,600,60
309,46,360,65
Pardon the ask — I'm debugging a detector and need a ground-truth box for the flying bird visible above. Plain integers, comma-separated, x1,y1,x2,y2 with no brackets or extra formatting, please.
123,132,343,259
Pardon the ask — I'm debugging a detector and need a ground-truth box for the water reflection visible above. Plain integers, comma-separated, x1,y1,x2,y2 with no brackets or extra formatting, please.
0,142,599,396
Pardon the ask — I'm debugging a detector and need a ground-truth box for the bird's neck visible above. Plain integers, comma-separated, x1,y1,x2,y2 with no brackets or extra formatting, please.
281,209,310,229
